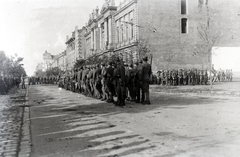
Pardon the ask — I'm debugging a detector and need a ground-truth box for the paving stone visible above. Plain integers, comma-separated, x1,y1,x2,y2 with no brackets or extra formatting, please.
0,88,27,156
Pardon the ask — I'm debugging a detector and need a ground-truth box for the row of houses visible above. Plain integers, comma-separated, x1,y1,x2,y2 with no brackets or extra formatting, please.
37,0,238,72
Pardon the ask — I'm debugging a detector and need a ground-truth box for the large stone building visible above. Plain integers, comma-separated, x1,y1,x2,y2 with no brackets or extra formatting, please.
37,0,240,73
37,50,66,72
82,0,240,71
136,0,240,70
49,51,67,71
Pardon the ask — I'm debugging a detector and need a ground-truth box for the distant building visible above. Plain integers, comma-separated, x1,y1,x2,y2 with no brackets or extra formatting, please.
42,51,54,71
65,26,87,70
58,51,67,71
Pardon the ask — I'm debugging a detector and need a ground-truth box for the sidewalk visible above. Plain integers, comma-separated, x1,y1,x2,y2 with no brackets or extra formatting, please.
0,87,30,157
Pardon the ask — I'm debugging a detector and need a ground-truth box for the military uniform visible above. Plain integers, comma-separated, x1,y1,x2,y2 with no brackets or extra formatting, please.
106,62,114,103
127,64,135,101
95,65,102,99
115,59,126,106
141,57,152,104
101,63,107,100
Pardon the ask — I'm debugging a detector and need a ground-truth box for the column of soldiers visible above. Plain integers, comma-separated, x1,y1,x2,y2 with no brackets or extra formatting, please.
28,76,59,85
213,69,233,82
156,69,209,86
58,56,152,106
0,75,21,94
156,68,233,86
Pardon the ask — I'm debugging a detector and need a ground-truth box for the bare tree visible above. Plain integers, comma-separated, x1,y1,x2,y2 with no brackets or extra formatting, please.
136,38,151,61
194,3,222,89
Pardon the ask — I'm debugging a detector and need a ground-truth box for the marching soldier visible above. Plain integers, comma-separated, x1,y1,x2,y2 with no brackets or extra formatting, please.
124,63,130,101
178,69,183,86
127,64,135,101
161,70,167,86
138,60,144,103
106,62,114,103
203,70,208,85
156,70,161,85
95,64,102,99
82,66,87,95
101,63,108,101
167,70,172,86
172,69,177,86
141,56,152,105
113,62,118,101
133,61,140,103
115,58,126,107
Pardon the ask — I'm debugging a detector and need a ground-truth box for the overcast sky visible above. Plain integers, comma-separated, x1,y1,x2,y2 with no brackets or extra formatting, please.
0,0,122,76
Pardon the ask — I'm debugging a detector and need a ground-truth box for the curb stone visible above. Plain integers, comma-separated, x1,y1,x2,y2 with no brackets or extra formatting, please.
18,87,31,157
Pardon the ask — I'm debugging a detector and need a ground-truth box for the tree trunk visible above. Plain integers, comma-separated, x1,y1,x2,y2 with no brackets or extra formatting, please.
209,49,213,90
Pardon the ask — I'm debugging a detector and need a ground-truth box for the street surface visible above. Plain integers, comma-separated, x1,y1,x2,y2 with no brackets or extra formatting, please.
28,80,240,157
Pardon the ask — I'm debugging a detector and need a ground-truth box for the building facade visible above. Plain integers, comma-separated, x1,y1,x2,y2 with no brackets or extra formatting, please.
37,0,240,73
42,51,54,71
58,51,67,71
65,26,86,70
113,0,138,63
81,0,240,71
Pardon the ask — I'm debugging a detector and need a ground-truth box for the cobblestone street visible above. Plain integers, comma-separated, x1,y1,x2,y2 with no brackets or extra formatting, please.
0,88,27,157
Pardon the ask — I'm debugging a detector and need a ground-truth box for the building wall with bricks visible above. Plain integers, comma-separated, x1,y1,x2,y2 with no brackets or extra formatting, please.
137,0,240,71
137,0,206,71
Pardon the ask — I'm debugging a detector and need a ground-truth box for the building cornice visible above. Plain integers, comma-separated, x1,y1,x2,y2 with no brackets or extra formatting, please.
101,6,117,14
65,37,75,45
114,42,138,52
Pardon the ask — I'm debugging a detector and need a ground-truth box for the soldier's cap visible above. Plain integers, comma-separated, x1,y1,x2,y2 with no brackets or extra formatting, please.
134,61,139,65
124,62,128,66
142,56,148,61
101,62,105,66
139,60,143,63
